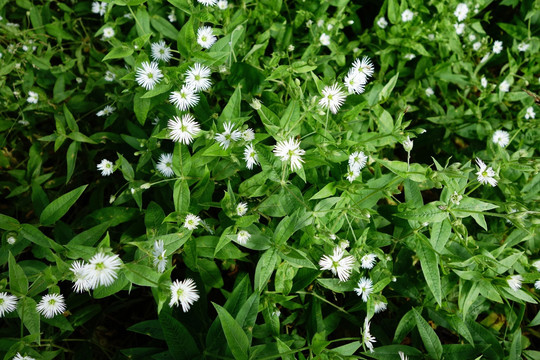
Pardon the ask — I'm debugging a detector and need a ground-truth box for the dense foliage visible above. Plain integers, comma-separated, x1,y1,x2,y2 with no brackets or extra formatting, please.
1,0,539,359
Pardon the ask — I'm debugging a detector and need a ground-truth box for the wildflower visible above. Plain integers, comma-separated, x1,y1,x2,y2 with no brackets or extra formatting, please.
349,151,367,172
468,34,476,42
454,3,468,22
499,80,510,92
0,292,17,317
85,252,122,288
535,280,540,290
362,319,376,352
374,300,387,314
184,213,201,230
351,56,374,82
136,61,163,90
151,40,173,63
169,278,199,312
250,98,262,110
168,9,176,22
404,53,416,60
167,114,201,145
70,261,92,293
346,168,360,182
425,87,434,97
104,70,115,81
492,130,510,147
92,1,107,16
217,0,228,9
273,137,306,171
215,122,242,149
376,17,388,29
185,63,212,91
360,254,377,269
338,240,349,249
244,144,259,170
344,70,366,94
170,84,200,111
319,33,330,46
517,42,529,52
7,236,16,245
288,44,295,51
533,260,540,271
97,159,114,176
450,191,463,205
237,230,251,245
153,240,167,273
354,277,373,302
507,275,523,291
399,352,408,360
475,158,497,187
472,42,482,51
454,23,465,35
428,34,435,40
525,106,535,119
402,136,414,152
319,247,355,282
241,128,255,142
37,293,66,318
197,0,216,5
492,40,503,54
102,27,115,39
27,91,38,104
401,9,414,22
481,76,488,88
13,354,35,360
96,105,115,117
319,83,347,114
156,153,174,177
236,202,248,216
197,26,216,49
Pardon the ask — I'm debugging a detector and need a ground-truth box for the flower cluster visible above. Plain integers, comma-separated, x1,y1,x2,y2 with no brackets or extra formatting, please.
70,253,123,292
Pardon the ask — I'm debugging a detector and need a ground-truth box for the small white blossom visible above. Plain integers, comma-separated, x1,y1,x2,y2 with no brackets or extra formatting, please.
136,61,163,90
241,128,255,142
169,278,199,311
360,254,377,269
468,34,476,42
362,319,376,352
151,40,173,63
243,144,259,170
319,83,347,114
153,240,167,273
345,168,360,182
344,70,366,95
12,353,35,360
351,56,374,82
84,253,122,288
475,158,497,187
37,293,66,318
355,277,373,302
481,76,488,88
156,153,174,177
492,130,510,147
401,9,414,22
102,27,115,39
237,230,251,245
215,122,242,149
184,213,201,231
92,2,107,16
404,53,416,60
236,202,248,216
273,137,306,171
517,42,529,52
0,292,18,317
454,3,469,22
168,9,177,22
403,136,414,152
450,191,463,205
319,33,331,46
507,275,523,291
197,0,217,5
168,114,201,145
104,70,115,81
185,63,212,91
454,23,465,35
319,247,356,282
217,0,228,10
349,151,367,172
399,352,408,360
70,261,92,293
7,236,16,245
97,159,114,176
374,300,387,314
197,26,216,49
499,80,510,93
170,84,200,111
472,42,482,51
492,40,503,54
425,87,434,97
27,91,39,104
533,260,540,271
96,105,115,117
524,106,535,119
377,17,388,29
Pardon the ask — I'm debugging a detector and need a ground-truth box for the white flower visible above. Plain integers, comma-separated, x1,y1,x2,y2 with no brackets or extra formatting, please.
151,40,173,63
404,53,416,60
472,42,482,51
241,128,255,142
344,70,366,95
85,252,122,288
27,91,38,104
428,34,435,40
517,42,529,52
7,236,16,245
168,114,201,144
454,3,468,22
319,33,331,46
425,87,434,97
468,34,476,42
454,23,465,35
136,61,163,90
185,63,212,91
319,83,347,114
102,27,115,39
168,9,176,22
184,213,201,230
345,168,360,182
197,0,216,5
481,76,488,88
493,40,503,54
156,153,174,177
499,80,510,93
169,278,199,312
288,44,295,52
525,106,535,119
317,19,324,27
215,122,242,149
475,158,497,187
507,275,523,291
92,1,107,16
104,70,115,82
360,254,377,269
351,56,374,82
338,240,349,249
153,240,167,273
197,26,216,49
319,247,355,282
354,277,373,302
236,202,248,216
450,191,463,205
492,130,510,147
403,136,414,152
362,319,376,352
244,144,259,170
376,17,388,29
97,159,114,176
535,280,540,290
250,98,262,110
170,85,200,111
273,137,306,171
96,105,115,117
533,260,540,271
349,151,367,172
13,354,35,360
327,24,334,30
237,230,251,245
217,0,228,9
374,300,387,314
0,292,17,317
70,261,92,293
37,293,66,318
399,351,408,360
401,9,414,22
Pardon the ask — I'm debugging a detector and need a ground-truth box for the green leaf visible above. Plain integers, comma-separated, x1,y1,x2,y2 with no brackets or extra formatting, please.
124,263,160,287
430,219,452,253
416,234,442,305
134,91,151,125
213,303,250,360
310,182,336,200
40,185,87,225
173,180,190,213
128,320,165,340
9,252,28,295
103,46,134,61
65,141,79,184
377,159,430,182
378,73,399,103
17,297,40,338
0,214,20,231
151,16,178,40
218,86,242,124
397,202,448,223
177,17,195,59
20,224,64,252
317,278,356,292
159,310,200,360
413,308,442,360
254,248,279,292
